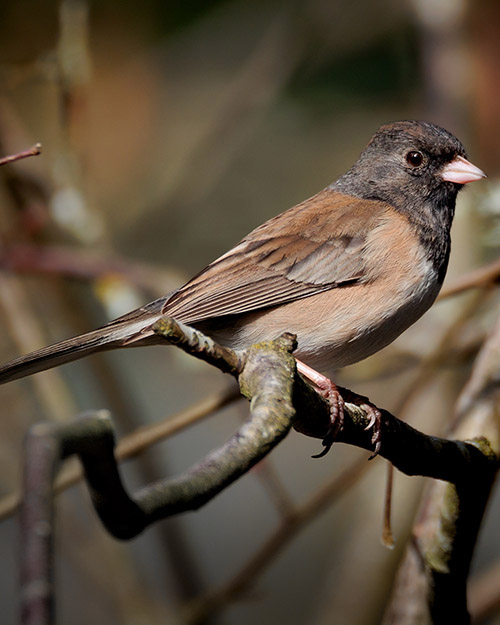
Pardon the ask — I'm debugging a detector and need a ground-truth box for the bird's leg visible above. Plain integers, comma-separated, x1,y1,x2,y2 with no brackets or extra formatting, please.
296,360,345,458
296,360,382,458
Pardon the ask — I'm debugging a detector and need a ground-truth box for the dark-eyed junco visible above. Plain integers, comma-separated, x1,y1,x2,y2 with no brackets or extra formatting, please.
0,121,485,452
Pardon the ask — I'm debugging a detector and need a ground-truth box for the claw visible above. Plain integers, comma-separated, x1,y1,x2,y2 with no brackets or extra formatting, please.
364,410,377,430
296,359,383,459
311,380,345,458
311,436,334,459
367,409,382,459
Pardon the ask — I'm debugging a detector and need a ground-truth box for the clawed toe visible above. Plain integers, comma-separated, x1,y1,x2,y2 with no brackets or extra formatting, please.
364,410,377,431
296,360,383,459
341,388,382,458
368,419,382,459
311,384,345,458
314,378,345,458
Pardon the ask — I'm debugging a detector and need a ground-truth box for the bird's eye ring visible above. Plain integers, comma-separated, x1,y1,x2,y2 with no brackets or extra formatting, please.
406,150,424,167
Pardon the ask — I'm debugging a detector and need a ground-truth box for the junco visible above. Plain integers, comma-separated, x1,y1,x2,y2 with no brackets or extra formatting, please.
0,121,485,453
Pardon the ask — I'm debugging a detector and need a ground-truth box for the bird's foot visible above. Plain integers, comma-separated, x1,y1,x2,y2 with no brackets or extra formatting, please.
296,360,382,458
296,361,345,458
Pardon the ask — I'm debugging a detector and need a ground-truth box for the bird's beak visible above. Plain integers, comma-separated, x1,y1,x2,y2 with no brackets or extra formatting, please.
440,155,487,184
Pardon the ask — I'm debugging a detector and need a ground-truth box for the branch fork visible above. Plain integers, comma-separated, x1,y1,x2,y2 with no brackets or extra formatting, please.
17,316,499,625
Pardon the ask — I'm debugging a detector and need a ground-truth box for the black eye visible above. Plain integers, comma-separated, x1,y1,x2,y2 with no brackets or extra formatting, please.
406,150,424,167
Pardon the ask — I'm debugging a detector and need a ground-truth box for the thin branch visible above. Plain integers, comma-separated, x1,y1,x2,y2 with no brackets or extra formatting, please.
0,143,41,167
439,256,500,299
0,385,240,521
20,411,111,625
252,460,296,520
152,316,243,376
20,419,59,625
0,242,183,297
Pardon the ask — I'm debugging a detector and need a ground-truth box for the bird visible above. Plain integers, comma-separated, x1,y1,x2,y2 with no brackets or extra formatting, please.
0,120,486,454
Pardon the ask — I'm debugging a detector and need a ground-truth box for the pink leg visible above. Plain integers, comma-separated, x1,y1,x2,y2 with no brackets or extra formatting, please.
296,360,382,458
297,360,345,458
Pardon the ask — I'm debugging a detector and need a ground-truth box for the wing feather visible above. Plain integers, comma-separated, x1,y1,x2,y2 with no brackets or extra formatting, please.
162,188,385,324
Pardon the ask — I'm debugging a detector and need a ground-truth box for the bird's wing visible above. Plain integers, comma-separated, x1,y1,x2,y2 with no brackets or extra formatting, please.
162,190,387,324
0,191,389,382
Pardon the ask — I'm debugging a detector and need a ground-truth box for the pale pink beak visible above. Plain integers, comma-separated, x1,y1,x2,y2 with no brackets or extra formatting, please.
440,155,486,184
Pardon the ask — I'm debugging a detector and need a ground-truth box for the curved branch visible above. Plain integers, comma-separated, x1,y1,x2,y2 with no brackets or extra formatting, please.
19,316,500,625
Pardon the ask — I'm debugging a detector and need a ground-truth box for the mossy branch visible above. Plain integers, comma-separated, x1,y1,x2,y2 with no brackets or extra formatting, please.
19,316,499,625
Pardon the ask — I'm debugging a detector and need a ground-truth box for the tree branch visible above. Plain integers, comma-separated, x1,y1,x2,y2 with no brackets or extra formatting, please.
382,312,500,625
0,143,41,167
18,316,499,625
0,386,240,522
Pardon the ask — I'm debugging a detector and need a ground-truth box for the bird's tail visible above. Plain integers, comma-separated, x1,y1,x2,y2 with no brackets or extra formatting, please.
0,301,166,385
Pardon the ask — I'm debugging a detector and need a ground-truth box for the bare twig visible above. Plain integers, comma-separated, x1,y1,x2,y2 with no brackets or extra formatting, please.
0,143,41,167
0,242,183,297
20,419,59,625
153,316,243,375
439,257,500,299
381,461,395,548
21,411,111,625
252,460,296,520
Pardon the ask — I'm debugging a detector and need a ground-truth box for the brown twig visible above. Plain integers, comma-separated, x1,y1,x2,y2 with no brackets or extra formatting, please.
381,461,395,548
0,143,41,167
20,412,116,625
0,242,183,297
252,459,296,520
439,256,500,299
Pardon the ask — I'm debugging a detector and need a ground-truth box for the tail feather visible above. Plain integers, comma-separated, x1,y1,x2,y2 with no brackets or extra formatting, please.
0,314,161,385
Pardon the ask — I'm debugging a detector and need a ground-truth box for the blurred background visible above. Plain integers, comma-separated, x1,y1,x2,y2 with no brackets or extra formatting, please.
0,0,499,623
